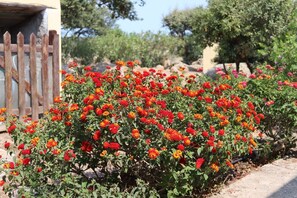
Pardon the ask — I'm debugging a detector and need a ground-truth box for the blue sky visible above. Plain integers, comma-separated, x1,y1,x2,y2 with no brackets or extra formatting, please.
117,0,207,33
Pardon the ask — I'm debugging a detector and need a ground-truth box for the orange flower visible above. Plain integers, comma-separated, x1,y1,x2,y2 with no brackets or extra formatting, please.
0,116,5,122
194,113,203,120
0,108,6,114
235,134,241,140
128,112,136,119
103,111,110,116
249,138,257,147
132,129,140,139
183,137,191,146
148,148,160,160
10,171,19,176
220,119,230,126
226,160,234,169
46,138,57,148
100,150,107,157
216,140,224,148
3,162,14,169
53,96,62,103
116,60,125,67
172,150,183,159
175,86,182,92
235,116,242,122
211,163,219,172
31,137,40,146
52,149,61,155
100,119,110,128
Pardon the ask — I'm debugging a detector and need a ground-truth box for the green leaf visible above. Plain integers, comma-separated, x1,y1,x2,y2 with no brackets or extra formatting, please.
203,174,209,181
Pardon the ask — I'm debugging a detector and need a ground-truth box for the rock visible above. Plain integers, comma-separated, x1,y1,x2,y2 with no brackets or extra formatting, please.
155,65,165,72
191,58,203,65
204,63,251,78
94,62,116,73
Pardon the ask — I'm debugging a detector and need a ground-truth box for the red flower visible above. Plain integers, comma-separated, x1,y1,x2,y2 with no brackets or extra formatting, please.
218,129,225,136
204,97,213,103
148,148,160,159
64,150,76,161
4,141,10,149
21,149,31,155
103,142,110,149
93,130,101,141
202,82,212,89
22,158,30,165
186,127,197,136
127,61,134,67
247,102,255,110
196,158,205,169
95,108,103,116
84,66,92,71
177,144,185,151
0,180,5,186
209,125,215,133
177,112,184,120
202,131,209,137
7,124,16,134
81,141,93,152
109,142,120,150
37,167,42,172
119,100,129,107
109,123,119,134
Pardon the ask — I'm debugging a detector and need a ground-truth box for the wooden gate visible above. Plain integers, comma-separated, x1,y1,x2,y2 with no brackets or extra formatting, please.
0,31,60,121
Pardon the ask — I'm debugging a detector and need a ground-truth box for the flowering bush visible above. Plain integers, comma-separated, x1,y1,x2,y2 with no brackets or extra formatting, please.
243,66,297,155
1,61,268,197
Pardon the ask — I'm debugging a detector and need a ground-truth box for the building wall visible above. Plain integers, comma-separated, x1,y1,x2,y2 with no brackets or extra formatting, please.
0,0,61,35
202,44,218,72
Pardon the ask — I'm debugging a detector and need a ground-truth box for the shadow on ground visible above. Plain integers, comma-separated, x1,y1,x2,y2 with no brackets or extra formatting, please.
268,175,297,198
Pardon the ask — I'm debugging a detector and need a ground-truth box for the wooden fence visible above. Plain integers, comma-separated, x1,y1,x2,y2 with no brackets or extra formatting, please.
0,31,60,121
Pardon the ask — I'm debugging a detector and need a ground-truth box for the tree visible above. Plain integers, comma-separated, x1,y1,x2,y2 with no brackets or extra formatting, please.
191,0,297,72
162,8,206,63
61,0,145,37
61,0,145,64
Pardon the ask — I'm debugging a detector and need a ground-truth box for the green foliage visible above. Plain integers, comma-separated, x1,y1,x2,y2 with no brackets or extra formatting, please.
162,7,206,63
1,62,263,197
259,9,297,73
64,29,184,66
245,66,297,153
191,0,297,67
62,36,99,65
61,0,145,37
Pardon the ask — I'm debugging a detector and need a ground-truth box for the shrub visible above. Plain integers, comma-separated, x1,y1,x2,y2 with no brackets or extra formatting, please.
244,66,297,154
0,61,264,197
62,29,185,67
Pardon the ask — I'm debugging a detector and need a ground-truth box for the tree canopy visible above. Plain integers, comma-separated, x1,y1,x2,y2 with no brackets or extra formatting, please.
164,0,297,71
61,0,145,37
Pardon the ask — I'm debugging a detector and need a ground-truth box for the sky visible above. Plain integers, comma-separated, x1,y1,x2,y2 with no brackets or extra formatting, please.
116,0,207,33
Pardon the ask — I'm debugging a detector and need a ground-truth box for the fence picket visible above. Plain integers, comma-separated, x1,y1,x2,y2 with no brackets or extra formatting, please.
4,32,12,114
42,35,49,112
17,33,25,119
30,33,38,120
52,32,60,99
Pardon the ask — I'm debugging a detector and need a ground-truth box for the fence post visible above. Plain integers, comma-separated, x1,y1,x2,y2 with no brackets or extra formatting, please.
30,33,38,121
51,31,60,99
42,34,49,112
4,32,12,114
17,32,26,119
